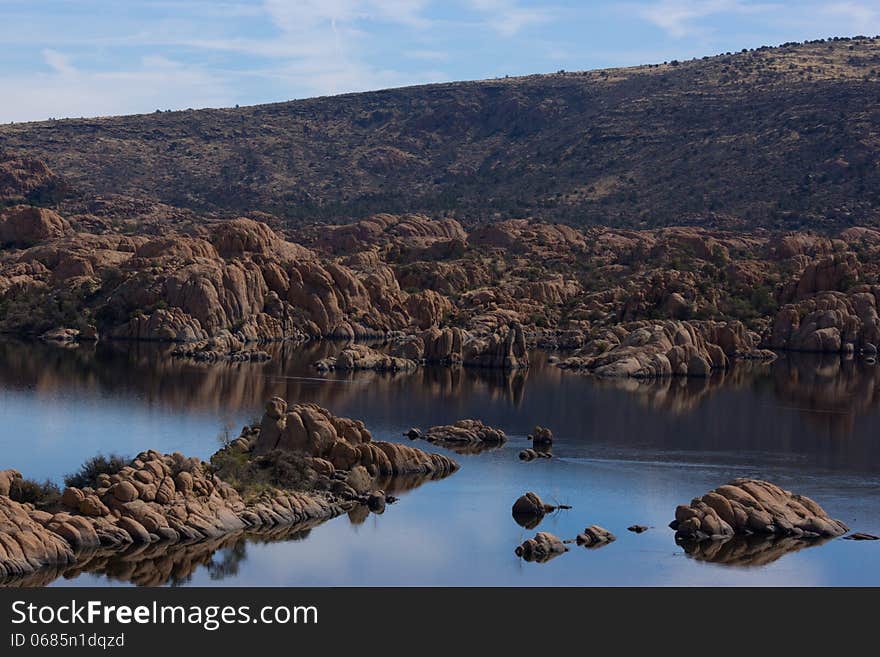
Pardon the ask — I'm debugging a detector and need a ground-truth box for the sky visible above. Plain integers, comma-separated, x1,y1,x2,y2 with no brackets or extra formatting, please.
1,0,878,123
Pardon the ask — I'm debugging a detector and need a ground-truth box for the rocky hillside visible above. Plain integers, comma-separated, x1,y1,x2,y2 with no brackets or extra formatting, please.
2,36,880,231
2,198,879,374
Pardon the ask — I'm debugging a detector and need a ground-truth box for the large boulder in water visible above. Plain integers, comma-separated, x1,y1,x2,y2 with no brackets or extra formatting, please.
670,478,849,542
253,398,458,478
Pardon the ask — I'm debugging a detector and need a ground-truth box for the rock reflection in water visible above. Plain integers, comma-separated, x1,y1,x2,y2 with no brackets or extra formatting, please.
589,353,880,432
678,534,832,568
0,469,449,588
590,362,764,415
3,340,878,433
772,353,880,435
0,338,530,416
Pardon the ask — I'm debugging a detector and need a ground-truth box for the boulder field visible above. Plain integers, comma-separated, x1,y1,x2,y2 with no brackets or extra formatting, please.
0,400,457,583
4,201,880,376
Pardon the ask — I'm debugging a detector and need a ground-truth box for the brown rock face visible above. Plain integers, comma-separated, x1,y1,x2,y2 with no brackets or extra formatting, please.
252,399,458,478
0,206,70,246
0,496,77,579
560,320,772,378
0,470,20,497
462,322,529,369
0,152,64,202
415,420,507,449
317,213,467,254
770,290,880,353
671,478,849,542
0,445,349,581
314,343,417,372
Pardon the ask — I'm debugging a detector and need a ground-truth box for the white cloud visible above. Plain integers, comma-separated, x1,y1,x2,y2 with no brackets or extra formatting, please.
1,54,232,122
256,0,440,96
41,49,76,76
820,1,880,33
467,0,555,36
0,1,447,121
637,0,778,39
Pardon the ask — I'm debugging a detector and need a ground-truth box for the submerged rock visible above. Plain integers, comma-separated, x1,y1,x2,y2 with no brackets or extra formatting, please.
574,525,616,548
843,532,880,541
518,448,552,461
627,525,649,534
409,419,506,454
670,478,849,542
515,532,568,563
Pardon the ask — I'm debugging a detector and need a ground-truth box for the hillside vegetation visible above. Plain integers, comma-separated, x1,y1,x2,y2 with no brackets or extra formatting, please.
1,37,879,231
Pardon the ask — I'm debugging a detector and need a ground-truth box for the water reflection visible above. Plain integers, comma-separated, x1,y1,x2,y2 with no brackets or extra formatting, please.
0,338,531,417
0,467,453,588
1,340,877,433
0,521,321,588
678,534,833,568
2,338,880,586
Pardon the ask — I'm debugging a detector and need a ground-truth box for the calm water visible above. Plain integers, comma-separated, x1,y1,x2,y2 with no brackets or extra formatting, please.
1,338,879,586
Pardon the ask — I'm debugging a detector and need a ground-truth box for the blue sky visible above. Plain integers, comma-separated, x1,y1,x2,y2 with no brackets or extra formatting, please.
1,0,878,122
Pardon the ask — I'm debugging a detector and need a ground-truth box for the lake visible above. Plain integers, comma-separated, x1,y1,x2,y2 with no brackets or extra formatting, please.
1,338,879,586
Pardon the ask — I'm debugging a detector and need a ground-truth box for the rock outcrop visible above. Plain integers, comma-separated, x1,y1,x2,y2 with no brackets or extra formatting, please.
406,420,506,452
0,400,458,582
671,478,849,542
0,206,70,246
0,451,345,581
770,290,880,354
314,344,417,372
462,322,529,369
514,532,568,563
574,525,616,548
560,320,774,378
253,398,458,478
528,426,553,447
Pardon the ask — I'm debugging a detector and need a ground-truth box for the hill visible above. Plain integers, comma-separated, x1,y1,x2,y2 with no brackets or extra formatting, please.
2,36,880,231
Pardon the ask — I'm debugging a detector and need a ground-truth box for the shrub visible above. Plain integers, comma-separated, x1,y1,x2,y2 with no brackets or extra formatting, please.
211,449,316,500
10,478,61,507
63,454,128,489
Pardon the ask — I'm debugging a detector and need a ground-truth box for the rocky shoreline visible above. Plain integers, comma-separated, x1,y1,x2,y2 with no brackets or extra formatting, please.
0,399,458,585
4,200,880,382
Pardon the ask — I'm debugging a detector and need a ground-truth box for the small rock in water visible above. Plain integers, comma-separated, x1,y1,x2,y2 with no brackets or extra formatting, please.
518,447,552,461
574,525,616,548
515,532,568,563
627,525,649,534
528,426,553,447
366,491,386,514
512,491,550,517
843,532,880,541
